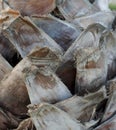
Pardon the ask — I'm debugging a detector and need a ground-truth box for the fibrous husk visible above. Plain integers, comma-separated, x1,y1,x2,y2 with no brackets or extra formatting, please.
28,103,86,130
56,86,107,122
56,24,105,94
0,8,20,66
63,23,106,63
31,15,81,51
15,118,35,130
57,0,98,21
0,57,31,117
0,54,12,81
0,45,63,117
24,65,72,105
102,78,116,121
3,16,63,58
102,30,116,80
3,0,56,16
28,47,63,71
75,47,107,94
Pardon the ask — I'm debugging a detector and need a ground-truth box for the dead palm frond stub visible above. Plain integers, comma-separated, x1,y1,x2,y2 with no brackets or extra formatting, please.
24,65,72,105
57,0,98,21
3,0,56,16
0,0,116,129
75,47,107,95
31,15,81,51
56,87,107,122
28,103,86,130
2,16,63,58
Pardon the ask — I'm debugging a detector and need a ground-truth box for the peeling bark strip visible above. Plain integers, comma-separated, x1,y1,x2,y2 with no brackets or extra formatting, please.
56,87,107,122
3,0,56,16
0,54,12,81
3,16,63,58
31,15,81,51
28,103,86,130
24,66,72,104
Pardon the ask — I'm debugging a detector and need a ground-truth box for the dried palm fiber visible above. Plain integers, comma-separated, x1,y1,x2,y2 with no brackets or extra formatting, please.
57,0,98,21
24,65,72,105
14,118,35,130
74,28,116,94
0,8,21,66
63,23,106,62
73,11,115,29
2,16,63,59
28,103,86,130
0,54,12,81
56,0,114,29
102,78,116,121
58,24,106,94
101,30,116,80
0,42,63,117
3,0,56,16
56,86,107,122
31,15,81,51
75,46,107,94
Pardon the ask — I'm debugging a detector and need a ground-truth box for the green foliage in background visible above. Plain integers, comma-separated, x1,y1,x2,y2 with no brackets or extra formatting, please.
109,4,116,10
